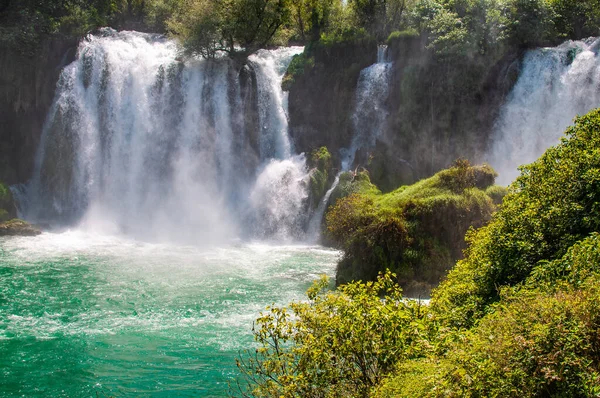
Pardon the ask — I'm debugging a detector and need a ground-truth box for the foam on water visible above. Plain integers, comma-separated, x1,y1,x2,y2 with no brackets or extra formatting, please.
0,231,340,396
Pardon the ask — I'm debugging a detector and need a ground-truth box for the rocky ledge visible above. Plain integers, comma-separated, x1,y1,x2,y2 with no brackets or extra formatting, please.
0,219,42,237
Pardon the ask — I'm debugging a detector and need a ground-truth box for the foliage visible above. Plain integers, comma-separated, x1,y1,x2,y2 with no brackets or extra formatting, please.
281,53,315,90
549,0,600,39
348,0,416,41
432,108,600,328
377,278,600,397
0,0,170,52
166,0,235,57
387,28,419,44
166,0,293,58
0,182,13,209
307,147,333,207
234,271,433,397
236,110,600,397
326,161,500,294
287,0,343,42
0,182,14,222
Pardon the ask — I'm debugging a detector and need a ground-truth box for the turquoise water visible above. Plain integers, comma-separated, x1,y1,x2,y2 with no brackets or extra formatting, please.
0,231,340,397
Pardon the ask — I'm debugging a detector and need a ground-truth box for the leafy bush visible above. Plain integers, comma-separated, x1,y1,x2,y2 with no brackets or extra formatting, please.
281,53,315,91
377,279,600,397
239,108,600,398
307,147,333,207
234,272,432,397
431,108,600,328
0,182,14,220
387,28,419,45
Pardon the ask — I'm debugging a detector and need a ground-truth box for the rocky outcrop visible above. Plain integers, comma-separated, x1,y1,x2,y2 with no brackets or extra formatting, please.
287,34,520,192
0,36,79,184
324,162,504,298
372,35,520,191
0,219,41,236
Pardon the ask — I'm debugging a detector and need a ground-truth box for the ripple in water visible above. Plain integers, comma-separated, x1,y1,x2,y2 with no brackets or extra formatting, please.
0,231,340,396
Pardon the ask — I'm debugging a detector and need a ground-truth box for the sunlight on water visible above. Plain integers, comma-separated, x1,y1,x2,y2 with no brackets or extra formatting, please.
0,231,340,396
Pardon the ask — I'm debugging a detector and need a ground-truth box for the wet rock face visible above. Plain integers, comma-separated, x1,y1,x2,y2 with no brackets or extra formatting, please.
287,39,377,163
287,34,519,191
0,36,78,184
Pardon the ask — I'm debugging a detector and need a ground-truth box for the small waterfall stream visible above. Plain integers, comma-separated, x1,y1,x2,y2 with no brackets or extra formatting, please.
342,45,392,170
306,172,342,242
489,37,600,185
307,45,392,241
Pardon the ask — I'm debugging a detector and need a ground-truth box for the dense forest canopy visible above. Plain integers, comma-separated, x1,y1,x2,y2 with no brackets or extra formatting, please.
2,0,599,57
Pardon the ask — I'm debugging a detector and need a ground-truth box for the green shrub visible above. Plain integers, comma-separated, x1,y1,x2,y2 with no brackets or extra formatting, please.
431,108,600,328
234,272,432,398
378,279,600,397
307,147,333,207
0,182,14,216
281,53,315,91
0,209,10,223
484,184,508,205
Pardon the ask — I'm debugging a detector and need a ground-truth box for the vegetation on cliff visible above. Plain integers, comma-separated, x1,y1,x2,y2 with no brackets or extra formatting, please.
285,0,600,191
0,182,15,222
325,160,501,296
307,147,334,208
0,181,39,235
235,108,600,397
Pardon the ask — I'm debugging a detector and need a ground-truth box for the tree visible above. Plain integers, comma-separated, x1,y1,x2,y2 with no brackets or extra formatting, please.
549,0,600,40
167,0,291,58
288,0,342,42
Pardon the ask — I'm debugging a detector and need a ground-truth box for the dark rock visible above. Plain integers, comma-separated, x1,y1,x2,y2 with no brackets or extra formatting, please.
288,38,377,161
0,219,42,236
0,36,79,184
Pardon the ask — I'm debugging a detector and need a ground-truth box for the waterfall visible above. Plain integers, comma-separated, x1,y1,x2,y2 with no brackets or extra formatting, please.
24,29,306,244
342,45,392,170
306,172,342,242
489,37,600,185
304,45,392,242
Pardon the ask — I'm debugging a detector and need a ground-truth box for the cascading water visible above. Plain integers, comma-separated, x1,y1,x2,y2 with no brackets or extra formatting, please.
341,45,392,170
489,37,600,185
1,30,341,397
306,172,342,242
306,45,393,241
24,29,307,243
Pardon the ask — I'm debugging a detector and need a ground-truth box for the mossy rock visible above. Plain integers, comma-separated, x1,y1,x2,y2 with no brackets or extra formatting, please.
0,182,16,220
0,209,10,223
325,161,501,296
0,219,42,236
328,170,380,206
309,146,332,171
307,147,335,208
282,53,315,91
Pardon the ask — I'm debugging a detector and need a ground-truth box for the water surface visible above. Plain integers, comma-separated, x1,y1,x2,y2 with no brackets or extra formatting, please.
0,231,340,397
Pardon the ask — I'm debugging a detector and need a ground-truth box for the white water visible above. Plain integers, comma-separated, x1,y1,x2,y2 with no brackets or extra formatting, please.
489,37,600,185
0,229,340,396
342,45,392,170
23,29,307,243
248,47,300,159
306,172,342,242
